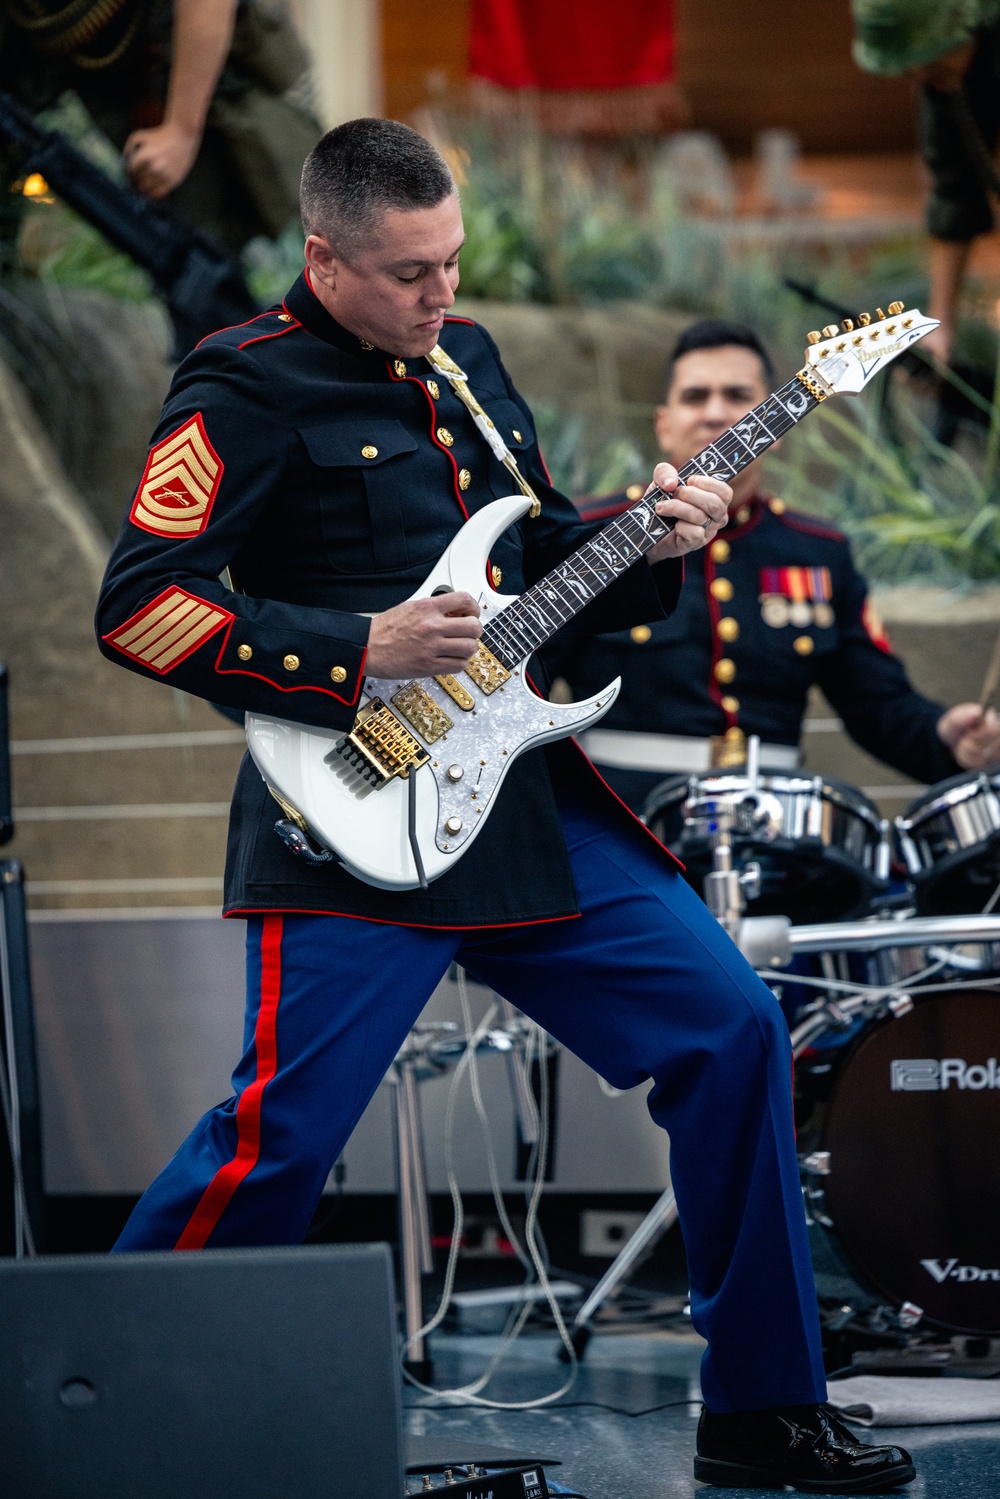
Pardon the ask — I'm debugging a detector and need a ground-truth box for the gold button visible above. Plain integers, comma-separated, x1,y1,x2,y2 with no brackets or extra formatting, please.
361,445,378,459
283,654,300,671
359,338,374,351
721,695,740,713
458,468,471,490
394,359,407,377
715,658,736,684
427,380,440,399
437,427,454,447
631,624,652,644
490,564,503,588
710,539,730,562
735,506,750,525
793,636,814,655
710,578,734,602
769,497,786,515
626,483,646,501
330,665,347,683
717,617,740,642
278,312,293,323
236,643,253,661
512,429,522,443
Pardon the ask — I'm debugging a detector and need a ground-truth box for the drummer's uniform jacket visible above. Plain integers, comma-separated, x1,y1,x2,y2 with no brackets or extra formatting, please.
548,489,959,804
95,271,683,927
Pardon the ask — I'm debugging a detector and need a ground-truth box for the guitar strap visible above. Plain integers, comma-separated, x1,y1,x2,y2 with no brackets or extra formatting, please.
425,344,542,517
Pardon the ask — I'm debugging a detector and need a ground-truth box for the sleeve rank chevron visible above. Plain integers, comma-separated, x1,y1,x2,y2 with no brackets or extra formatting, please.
103,587,233,674
130,414,224,538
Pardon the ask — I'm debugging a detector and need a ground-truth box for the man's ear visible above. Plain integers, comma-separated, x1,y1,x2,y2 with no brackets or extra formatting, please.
653,403,673,456
304,233,339,291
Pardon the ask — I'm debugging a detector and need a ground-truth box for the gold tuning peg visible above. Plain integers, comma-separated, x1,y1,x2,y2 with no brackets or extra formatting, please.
858,312,872,326
806,330,821,345
821,324,839,338
875,306,886,319
841,318,854,332
887,300,904,316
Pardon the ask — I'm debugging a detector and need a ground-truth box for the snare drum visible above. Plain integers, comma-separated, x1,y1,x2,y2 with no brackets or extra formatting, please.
644,771,889,924
797,985,1000,1335
896,770,1000,915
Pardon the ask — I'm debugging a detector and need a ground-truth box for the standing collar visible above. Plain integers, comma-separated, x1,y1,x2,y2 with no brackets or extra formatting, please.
283,269,393,360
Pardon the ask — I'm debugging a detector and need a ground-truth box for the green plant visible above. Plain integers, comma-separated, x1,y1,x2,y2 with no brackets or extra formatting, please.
532,402,647,498
770,367,1000,583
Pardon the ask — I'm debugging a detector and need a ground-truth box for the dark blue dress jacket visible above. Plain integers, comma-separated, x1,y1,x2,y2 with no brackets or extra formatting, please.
95,272,682,926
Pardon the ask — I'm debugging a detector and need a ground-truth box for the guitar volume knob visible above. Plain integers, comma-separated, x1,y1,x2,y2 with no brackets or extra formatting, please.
446,764,464,781
444,816,464,834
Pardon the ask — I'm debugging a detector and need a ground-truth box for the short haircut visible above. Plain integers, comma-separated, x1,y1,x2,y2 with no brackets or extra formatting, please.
665,319,774,395
300,118,456,258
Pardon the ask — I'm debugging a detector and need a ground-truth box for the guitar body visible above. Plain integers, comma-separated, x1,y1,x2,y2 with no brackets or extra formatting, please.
245,495,620,890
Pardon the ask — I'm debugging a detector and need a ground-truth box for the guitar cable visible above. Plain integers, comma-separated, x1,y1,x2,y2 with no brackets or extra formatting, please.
402,970,581,1410
407,772,429,890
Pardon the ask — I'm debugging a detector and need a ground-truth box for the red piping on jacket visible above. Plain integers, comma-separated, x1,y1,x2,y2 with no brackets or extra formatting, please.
213,620,367,708
386,361,469,520
224,905,580,931
195,310,275,349
238,321,301,350
175,913,283,1248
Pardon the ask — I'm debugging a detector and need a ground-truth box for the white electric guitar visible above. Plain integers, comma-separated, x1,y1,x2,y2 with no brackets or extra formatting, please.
246,304,937,890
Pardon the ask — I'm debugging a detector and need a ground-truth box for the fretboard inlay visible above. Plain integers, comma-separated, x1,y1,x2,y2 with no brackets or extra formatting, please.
482,375,817,667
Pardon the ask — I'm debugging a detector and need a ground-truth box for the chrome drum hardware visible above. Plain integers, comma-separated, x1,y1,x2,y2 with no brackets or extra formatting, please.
645,770,890,924
896,770,1000,915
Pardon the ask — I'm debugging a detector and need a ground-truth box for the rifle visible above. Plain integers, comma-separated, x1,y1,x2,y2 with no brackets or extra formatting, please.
0,89,260,357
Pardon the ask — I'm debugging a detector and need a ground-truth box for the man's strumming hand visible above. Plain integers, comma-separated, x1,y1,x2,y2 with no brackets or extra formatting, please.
366,592,482,678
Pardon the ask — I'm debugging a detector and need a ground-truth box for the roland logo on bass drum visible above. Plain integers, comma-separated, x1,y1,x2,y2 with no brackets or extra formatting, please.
921,1258,1000,1284
890,1058,1000,1091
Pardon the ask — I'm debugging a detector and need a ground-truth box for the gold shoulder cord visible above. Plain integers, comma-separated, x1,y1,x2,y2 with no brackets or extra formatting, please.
426,344,541,517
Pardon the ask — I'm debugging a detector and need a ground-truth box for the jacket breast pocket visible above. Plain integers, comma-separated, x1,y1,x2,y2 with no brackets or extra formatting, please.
299,420,447,575
479,398,536,499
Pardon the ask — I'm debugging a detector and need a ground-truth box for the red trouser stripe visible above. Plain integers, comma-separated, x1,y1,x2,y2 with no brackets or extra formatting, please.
174,914,283,1250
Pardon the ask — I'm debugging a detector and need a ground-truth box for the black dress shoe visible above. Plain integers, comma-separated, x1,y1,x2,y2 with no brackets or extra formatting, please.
694,1403,916,1492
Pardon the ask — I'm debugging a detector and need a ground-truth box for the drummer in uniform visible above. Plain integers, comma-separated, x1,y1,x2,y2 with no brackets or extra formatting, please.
550,318,1000,814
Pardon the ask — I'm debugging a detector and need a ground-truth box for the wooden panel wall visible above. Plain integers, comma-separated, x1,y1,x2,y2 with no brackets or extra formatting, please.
675,0,917,153
380,0,917,153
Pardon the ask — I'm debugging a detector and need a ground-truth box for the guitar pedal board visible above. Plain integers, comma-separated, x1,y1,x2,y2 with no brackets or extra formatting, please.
404,1463,548,1498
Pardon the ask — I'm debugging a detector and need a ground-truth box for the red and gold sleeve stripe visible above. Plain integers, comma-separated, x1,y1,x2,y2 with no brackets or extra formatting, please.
103,586,233,675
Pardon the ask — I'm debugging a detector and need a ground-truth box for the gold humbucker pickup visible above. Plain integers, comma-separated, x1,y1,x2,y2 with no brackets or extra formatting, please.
341,698,430,784
463,644,511,696
434,673,475,710
391,681,453,743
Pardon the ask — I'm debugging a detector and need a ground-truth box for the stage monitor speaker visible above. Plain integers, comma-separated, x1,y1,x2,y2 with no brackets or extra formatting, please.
0,1243,404,1499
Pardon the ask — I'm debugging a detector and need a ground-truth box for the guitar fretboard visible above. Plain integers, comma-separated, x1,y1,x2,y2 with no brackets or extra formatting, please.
482,374,818,668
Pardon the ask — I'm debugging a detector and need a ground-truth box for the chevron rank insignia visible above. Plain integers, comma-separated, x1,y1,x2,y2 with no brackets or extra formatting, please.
130,414,223,538
104,587,233,674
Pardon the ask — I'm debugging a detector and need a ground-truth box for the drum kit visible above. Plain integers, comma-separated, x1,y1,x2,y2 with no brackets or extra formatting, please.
392,736,1000,1374
612,739,1000,1363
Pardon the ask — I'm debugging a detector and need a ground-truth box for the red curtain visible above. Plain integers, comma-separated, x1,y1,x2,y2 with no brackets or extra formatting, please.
468,0,676,92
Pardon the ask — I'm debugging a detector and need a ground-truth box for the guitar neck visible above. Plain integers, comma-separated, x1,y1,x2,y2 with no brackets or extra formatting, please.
482,372,819,668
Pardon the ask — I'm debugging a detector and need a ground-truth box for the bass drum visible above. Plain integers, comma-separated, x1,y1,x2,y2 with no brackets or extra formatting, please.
644,771,888,924
807,988,1000,1334
897,769,1000,915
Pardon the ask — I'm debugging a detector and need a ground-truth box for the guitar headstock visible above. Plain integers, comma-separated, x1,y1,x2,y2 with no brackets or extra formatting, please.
801,301,939,397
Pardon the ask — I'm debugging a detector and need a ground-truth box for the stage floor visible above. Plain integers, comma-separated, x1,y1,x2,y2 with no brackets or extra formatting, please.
405,1330,1000,1497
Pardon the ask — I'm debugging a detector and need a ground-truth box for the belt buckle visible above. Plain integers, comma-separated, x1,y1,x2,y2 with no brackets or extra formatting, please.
709,726,747,770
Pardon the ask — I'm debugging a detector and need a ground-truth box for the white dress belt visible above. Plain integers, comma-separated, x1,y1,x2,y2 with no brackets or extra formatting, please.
578,728,801,775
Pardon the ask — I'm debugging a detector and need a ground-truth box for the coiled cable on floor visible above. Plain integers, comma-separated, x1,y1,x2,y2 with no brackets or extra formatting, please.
402,968,579,1409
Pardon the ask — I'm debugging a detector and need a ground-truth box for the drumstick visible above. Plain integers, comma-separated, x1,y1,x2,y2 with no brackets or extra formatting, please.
977,622,1000,716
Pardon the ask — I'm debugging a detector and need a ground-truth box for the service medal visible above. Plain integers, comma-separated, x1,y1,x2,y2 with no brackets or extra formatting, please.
761,595,789,628
789,601,813,628
813,602,835,628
